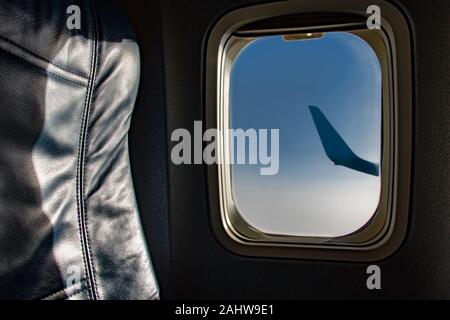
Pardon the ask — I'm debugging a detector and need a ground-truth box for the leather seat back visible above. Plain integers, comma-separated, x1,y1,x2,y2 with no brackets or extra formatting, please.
0,0,158,300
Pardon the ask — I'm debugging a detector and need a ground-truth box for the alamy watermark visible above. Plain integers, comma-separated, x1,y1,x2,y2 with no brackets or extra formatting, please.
170,121,279,176
366,264,382,290
66,5,81,30
367,5,381,30
66,265,82,291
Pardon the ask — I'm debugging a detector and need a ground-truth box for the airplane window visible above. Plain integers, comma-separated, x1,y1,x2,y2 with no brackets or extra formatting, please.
228,31,382,238
208,2,412,260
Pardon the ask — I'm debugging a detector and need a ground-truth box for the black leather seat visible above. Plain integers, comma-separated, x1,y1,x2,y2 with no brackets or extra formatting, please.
0,0,159,299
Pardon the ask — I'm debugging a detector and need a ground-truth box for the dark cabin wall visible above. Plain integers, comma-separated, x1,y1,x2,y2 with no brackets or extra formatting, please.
118,0,450,299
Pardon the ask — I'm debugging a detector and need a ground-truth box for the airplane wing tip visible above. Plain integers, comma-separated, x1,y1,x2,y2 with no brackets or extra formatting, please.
307,105,381,177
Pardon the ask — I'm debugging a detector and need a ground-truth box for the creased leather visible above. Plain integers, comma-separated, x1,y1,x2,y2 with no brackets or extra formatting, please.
0,0,159,300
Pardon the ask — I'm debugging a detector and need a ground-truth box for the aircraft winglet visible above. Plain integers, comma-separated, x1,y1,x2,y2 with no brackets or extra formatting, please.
308,105,379,177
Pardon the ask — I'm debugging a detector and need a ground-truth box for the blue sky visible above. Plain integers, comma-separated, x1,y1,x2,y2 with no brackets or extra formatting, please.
229,32,382,237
